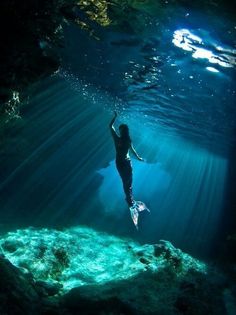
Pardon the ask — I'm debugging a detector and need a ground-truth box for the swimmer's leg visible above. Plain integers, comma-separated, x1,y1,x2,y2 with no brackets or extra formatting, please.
116,159,134,206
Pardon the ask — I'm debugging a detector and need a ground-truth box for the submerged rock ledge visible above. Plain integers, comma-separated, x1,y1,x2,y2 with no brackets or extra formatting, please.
0,226,234,314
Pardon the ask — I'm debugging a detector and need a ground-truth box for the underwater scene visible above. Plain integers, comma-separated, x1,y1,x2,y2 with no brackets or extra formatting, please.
0,1,236,314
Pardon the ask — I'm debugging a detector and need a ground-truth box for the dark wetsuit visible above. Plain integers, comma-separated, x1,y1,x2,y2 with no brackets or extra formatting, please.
111,131,134,206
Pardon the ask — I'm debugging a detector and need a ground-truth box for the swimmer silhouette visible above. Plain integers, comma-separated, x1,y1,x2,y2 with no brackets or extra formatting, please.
109,111,150,229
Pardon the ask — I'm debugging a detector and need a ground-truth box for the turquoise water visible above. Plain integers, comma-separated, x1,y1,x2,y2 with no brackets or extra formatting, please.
0,4,235,260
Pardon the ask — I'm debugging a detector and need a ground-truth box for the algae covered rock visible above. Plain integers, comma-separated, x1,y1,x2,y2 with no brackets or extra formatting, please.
0,226,207,292
0,225,231,314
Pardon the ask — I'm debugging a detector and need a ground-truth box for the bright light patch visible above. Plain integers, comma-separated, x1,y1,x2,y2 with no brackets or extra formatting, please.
172,29,202,51
192,48,213,60
206,67,219,73
172,29,236,68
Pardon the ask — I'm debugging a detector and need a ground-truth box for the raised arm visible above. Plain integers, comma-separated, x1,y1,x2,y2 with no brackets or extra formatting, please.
130,143,144,161
109,111,118,139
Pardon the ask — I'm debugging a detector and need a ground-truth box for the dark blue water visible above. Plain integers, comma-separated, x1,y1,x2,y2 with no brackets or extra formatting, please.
0,3,235,259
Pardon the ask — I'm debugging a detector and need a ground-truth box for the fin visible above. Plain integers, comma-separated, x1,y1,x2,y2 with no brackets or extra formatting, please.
129,201,150,229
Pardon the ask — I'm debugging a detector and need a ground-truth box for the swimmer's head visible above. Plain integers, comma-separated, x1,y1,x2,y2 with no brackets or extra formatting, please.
119,124,130,140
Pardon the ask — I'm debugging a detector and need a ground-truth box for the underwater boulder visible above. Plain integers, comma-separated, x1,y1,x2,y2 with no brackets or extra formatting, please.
0,254,41,315
0,254,63,314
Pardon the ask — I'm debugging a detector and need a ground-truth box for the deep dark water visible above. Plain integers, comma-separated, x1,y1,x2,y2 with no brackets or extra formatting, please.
1,2,236,314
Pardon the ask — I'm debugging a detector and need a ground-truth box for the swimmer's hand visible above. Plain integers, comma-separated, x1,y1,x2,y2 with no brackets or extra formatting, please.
138,157,145,162
110,111,118,128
